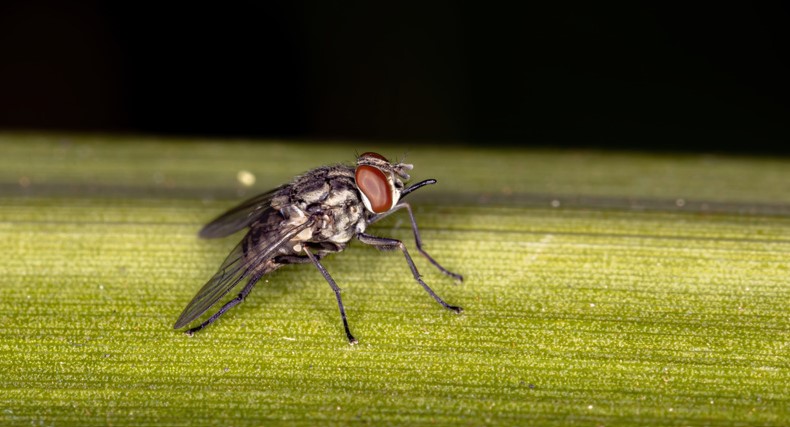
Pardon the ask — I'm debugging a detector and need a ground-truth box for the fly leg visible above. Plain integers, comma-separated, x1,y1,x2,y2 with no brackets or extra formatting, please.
303,247,358,345
367,202,463,282
185,271,263,336
357,232,463,313
398,203,463,282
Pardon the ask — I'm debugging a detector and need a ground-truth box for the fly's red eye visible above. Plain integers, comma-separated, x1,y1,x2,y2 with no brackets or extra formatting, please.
355,165,393,213
359,152,389,162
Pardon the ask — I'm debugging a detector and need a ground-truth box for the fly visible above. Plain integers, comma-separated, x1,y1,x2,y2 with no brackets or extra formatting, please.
174,152,463,344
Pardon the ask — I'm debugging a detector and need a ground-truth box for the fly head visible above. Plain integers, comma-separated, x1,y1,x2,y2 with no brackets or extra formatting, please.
355,152,415,214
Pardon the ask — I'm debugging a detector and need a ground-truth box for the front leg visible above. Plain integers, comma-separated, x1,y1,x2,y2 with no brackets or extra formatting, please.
367,202,463,282
357,232,462,313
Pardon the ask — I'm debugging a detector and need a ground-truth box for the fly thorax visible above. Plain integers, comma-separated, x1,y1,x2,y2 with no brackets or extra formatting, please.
280,205,313,242
281,204,307,222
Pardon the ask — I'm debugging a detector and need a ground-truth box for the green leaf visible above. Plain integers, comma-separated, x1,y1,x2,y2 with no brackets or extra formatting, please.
1,133,788,426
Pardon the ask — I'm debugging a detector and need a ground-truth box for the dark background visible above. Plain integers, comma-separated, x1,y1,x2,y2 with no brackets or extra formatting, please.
1,2,788,153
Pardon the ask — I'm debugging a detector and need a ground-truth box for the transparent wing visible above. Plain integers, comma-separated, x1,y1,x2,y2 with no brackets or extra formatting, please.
199,188,282,239
174,218,313,329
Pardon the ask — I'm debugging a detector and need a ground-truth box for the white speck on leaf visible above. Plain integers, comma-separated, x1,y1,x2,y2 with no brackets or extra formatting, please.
237,170,256,187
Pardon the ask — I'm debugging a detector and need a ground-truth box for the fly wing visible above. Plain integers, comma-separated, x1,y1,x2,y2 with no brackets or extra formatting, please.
174,218,314,329
199,188,283,239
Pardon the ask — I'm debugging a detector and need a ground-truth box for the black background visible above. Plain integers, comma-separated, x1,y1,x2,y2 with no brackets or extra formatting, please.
1,2,788,153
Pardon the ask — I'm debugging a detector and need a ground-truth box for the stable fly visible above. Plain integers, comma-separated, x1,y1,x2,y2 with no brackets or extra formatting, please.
174,152,463,344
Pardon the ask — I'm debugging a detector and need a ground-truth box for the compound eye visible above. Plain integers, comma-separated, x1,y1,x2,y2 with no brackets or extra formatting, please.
355,165,393,213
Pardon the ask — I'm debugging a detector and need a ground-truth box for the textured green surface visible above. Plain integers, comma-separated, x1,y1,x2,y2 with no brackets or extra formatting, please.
0,133,788,426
